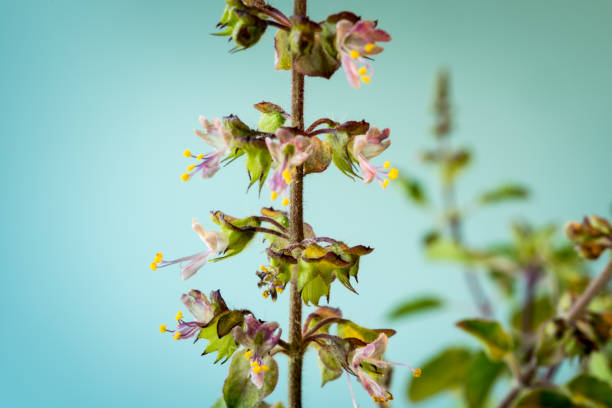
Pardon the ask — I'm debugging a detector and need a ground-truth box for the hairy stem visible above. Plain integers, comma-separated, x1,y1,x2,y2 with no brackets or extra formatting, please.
288,1,306,407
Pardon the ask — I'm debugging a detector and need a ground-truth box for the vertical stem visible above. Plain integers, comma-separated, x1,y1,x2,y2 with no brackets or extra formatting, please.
441,161,493,317
288,2,306,408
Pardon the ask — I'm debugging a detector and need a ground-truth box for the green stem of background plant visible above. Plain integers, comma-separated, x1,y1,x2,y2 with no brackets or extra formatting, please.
288,1,306,407
439,138,493,317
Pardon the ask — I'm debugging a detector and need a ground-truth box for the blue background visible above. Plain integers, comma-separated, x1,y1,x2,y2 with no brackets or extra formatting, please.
1,0,611,407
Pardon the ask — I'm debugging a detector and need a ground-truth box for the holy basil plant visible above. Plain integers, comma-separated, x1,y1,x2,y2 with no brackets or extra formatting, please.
152,2,417,408
389,70,612,408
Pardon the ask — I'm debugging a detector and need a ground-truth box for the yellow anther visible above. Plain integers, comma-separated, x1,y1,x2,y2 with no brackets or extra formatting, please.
181,173,190,182
183,149,192,157
173,332,182,340
260,265,268,272
187,164,196,171
252,365,262,374
383,161,391,169
350,50,360,59
261,365,270,372
271,191,278,201
364,43,375,52
250,361,259,367
413,368,422,377
196,154,204,160
244,350,252,359
282,198,290,206
382,179,390,189
150,262,158,271
282,169,291,184
159,325,167,333
175,310,184,321
361,75,371,83
154,252,163,263
388,168,399,180
358,67,368,76
277,287,284,294
262,290,270,298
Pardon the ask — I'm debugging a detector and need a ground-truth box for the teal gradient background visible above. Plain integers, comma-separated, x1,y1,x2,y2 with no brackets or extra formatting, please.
1,0,611,407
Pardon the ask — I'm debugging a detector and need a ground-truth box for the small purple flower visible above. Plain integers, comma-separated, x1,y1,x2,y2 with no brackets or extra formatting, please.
265,128,311,205
336,19,391,88
159,290,215,341
348,127,398,188
151,218,229,280
181,116,232,182
232,314,282,388
346,333,420,405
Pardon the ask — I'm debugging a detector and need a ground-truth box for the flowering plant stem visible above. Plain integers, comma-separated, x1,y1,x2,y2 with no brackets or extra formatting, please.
288,1,307,407
497,256,612,408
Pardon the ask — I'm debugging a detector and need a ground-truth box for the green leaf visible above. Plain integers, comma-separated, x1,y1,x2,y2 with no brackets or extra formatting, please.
514,388,575,408
510,296,554,332
388,296,443,320
318,347,343,386
455,319,512,361
589,351,612,382
223,350,279,408
217,310,245,338
426,239,472,262
396,174,428,207
210,212,261,261
478,183,529,204
301,274,330,306
199,314,238,363
463,351,505,408
327,131,358,179
407,347,473,402
273,30,291,70
337,320,383,343
212,397,227,408
567,374,612,407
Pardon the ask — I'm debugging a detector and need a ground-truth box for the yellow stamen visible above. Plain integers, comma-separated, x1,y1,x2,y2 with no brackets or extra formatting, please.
244,350,252,359
187,164,196,171
388,168,399,180
173,332,181,340
250,361,259,367
183,149,192,158
350,49,360,59
262,290,270,298
361,75,371,83
358,67,367,76
180,173,190,182
175,310,184,321
282,198,290,206
150,262,158,271
260,265,268,272
383,161,391,169
282,169,291,184
159,325,167,333
382,179,390,189
364,43,375,52
261,365,270,371
277,287,284,294
271,191,278,201
196,154,204,160
154,252,163,263
252,366,262,374
413,368,422,377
